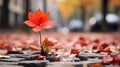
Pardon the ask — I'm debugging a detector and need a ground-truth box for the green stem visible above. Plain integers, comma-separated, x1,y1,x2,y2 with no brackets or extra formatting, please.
39,31,42,47
39,31,46,56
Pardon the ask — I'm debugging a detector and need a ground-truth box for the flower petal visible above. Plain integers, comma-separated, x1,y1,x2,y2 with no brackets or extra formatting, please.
24,20,36,27
40,12,50,24
35,9,43,22
41,22,55,29
28,12,36,22
36,9,42,17
32,26,42,32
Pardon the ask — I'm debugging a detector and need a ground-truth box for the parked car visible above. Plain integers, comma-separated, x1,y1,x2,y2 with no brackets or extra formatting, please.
91,13,119,31
69,19,83,31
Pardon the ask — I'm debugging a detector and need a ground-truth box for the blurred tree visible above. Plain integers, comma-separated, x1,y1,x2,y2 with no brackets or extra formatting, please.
80,0,101,31
101,0,109,31
0,0,10,28
109,0,120,16
23,0,30,20
52,0,102,31
81,0,100,12
109,0,120,31
57,0,80,20
22,0,31,33
43,0,47,13
109,0,120,7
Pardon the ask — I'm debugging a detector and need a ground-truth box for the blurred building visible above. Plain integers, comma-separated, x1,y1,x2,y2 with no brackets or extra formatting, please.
9,0,24,27
0,0,44,28
0,0,120,32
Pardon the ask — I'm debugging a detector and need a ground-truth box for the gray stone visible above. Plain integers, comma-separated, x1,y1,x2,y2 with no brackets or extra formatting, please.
18,60,49,67
0,58,24,62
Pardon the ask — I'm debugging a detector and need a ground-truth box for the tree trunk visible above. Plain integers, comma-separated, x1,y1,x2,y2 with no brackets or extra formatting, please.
101,0,109,31
22,0,30,32
115,7,120,31
43,0,47,13
24,0,29,20
81,5,86,31
0,0,10,28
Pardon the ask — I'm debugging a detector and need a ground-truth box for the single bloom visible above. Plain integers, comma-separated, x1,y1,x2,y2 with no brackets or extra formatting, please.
24,9,55,32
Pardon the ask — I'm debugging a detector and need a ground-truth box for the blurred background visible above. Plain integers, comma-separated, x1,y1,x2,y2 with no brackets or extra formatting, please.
0,0,120,32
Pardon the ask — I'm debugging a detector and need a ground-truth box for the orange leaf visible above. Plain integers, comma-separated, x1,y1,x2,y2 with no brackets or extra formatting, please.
71,49,79,54
43,38,57,47
29,45,40,51
90,63,103,67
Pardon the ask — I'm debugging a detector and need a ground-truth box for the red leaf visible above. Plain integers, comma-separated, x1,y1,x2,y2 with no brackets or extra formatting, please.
80,40,87,46
79,37,85,41
42,37,57,47
106,48,112,54
102,55,113,63
29,45,40,51
100,43,109,49
113,53,120,65
97,48,112,53
93,39,100,44
71,49,79,54
92,45,98,50
111,41,117,46
90,63,103,67
36,55,46,60
5,45,13,52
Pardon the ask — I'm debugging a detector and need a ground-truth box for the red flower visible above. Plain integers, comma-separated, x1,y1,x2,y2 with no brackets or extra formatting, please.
24,9,55,32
